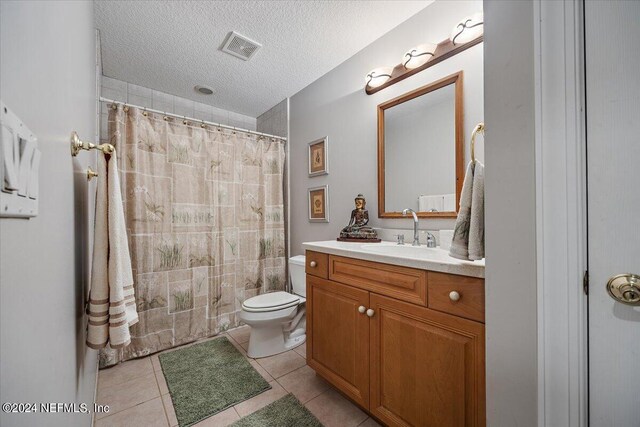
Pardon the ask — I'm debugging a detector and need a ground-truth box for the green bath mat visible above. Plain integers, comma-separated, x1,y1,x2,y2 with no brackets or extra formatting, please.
231,394,323,427
159,337,271,427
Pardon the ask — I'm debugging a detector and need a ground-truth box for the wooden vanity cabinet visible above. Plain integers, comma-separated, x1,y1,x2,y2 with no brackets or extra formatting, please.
306,252,485,427
306,275,371,408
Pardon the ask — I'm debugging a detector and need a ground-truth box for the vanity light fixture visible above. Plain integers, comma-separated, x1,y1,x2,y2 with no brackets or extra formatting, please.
450,12,484,46
365,12,483,95
365,67,394,89
403,43,437,69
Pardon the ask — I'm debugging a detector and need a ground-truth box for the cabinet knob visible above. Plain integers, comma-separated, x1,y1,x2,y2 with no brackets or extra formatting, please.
358,305,366,314
449,291,461,302
366,308,375,317
309,261,317,268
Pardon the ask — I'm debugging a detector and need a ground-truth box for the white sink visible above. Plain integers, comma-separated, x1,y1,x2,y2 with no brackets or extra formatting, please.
359,242,453,261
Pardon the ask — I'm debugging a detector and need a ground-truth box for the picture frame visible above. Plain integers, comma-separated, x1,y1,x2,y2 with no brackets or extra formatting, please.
308,185,329,222
308,137,328,177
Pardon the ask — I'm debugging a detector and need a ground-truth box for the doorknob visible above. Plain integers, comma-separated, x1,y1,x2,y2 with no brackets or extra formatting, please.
606,274,640,305
358,305,366,314
309,261,317,268
366,308,375,317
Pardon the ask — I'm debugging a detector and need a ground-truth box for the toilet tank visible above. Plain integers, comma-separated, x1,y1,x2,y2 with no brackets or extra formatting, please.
289,255,306,297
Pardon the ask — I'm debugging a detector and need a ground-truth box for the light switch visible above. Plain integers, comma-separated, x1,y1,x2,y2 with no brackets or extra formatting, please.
0,126,4,192
1,124,19,192
17,137,35,197
28,149,40,200
0,100,38,218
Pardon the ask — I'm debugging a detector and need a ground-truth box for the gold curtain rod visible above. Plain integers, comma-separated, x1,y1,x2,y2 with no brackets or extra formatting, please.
99,97,288,142
470,122,485,163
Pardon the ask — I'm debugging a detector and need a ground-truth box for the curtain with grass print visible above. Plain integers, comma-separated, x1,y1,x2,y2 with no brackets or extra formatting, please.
99,105,286,368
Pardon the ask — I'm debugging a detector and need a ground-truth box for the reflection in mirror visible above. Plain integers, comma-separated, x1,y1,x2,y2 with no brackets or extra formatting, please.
378,72,463,218
385,84,455,212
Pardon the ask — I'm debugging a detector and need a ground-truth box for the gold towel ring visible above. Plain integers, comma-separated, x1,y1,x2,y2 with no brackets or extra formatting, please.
470,122,485,163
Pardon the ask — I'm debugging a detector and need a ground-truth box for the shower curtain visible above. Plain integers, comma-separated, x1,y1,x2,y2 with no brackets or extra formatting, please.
99,106,286,368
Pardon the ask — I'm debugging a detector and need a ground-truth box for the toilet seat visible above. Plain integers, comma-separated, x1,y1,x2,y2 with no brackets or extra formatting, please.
242,291,300,313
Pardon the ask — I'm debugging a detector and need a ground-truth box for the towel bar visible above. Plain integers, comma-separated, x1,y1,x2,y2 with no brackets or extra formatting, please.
70,131,115,157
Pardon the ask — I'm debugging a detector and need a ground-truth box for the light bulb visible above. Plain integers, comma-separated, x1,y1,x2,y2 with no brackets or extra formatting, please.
450,12,484,46
365,67,394,88
402,43,437,69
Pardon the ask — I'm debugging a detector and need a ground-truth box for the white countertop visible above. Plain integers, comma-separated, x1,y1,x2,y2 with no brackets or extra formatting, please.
302,240,485,278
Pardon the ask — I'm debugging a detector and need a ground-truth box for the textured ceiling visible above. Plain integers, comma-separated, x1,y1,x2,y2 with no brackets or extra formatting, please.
95,0,432,117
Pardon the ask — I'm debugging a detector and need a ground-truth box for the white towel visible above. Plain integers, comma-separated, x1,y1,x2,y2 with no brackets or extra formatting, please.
87,152,138,350
449,161,485,260
468,163,484,260
418,195,444,212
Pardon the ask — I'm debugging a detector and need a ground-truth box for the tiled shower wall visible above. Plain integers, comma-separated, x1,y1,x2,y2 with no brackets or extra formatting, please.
100,76,257,142
257,98,288,138
256,98,290,260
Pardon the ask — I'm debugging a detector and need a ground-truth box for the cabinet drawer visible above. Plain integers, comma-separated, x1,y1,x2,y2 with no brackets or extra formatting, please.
329,255,427,306
428,272,485,323
305,251,328,279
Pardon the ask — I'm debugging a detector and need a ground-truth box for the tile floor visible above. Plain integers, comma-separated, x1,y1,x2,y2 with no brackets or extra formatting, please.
94,326,381,427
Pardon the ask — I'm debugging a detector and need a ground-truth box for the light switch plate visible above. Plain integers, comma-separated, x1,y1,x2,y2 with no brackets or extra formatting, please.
0,100,39,218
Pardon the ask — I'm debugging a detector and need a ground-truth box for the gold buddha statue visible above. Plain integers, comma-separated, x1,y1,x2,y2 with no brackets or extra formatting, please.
338,194,380,241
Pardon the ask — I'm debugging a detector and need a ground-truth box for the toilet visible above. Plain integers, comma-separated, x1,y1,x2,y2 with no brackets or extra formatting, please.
239,255,307,358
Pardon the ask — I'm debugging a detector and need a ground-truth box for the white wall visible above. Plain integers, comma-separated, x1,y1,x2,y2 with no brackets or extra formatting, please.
0,1,98,426
289,0,483,255
484,1,538,425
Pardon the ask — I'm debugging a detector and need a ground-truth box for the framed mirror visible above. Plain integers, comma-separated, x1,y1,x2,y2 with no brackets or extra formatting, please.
377,71,463,218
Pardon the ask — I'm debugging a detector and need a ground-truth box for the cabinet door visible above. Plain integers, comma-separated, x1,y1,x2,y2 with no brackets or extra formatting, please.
370,294,485,427
307,275,370,408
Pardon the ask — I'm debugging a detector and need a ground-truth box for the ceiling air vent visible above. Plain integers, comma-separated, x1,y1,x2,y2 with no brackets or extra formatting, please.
221,31,262,61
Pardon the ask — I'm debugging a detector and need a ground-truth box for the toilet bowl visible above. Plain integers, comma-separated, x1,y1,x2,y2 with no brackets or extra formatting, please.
238,255,307,358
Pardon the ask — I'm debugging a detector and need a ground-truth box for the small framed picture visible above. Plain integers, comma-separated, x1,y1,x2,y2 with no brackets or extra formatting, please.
308,185,329,222
308,137,328,177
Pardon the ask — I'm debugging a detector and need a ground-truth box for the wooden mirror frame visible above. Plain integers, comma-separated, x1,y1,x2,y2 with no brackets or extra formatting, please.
377,71,464,218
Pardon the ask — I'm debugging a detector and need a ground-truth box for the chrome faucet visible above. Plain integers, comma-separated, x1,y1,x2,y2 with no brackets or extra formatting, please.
425,231,437,248
402,208,420,246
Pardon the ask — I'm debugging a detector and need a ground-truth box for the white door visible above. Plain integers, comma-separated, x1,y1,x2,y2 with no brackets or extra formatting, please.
585,1,640,425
